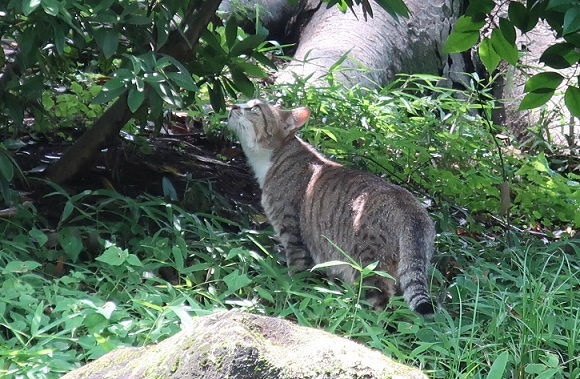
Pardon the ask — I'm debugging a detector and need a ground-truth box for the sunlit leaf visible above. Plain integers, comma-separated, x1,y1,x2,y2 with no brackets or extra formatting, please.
490,28,519,65
96,246,128,266
443,16,485,53
479,37,501,73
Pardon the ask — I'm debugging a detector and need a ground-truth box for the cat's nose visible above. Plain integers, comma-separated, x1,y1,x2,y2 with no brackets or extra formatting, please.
229,104,240,110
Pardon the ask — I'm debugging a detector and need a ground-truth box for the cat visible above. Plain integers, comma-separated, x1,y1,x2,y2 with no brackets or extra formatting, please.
228,99,436,316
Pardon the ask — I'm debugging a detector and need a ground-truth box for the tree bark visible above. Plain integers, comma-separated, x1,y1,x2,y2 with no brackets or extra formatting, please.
46,0,223,184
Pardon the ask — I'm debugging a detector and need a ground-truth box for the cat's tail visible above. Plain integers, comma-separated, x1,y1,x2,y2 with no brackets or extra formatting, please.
398,216,436,317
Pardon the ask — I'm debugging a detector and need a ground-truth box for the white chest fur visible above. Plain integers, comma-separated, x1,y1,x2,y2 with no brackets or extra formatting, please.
241,145,273,189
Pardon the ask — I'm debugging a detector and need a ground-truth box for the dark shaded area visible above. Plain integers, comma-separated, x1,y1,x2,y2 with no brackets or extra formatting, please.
10,116,262,228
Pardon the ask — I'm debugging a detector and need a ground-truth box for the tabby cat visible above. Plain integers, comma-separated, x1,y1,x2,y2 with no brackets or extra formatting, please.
228,99,436,315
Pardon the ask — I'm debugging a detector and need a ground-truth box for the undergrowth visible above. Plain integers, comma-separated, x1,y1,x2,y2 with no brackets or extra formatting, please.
1,76,578,379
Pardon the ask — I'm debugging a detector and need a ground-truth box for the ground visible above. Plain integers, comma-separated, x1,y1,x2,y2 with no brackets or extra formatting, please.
8,113,262,227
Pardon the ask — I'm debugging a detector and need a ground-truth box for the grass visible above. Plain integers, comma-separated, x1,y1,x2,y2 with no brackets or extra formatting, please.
1,77,578,379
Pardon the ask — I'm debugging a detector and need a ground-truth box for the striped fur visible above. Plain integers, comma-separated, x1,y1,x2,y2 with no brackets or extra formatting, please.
228,99,436,316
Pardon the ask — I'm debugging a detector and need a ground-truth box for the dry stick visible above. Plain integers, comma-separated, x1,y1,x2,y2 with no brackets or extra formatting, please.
46,0,223,184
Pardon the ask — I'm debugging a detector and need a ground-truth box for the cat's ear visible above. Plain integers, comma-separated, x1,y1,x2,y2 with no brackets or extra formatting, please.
291,107,310,129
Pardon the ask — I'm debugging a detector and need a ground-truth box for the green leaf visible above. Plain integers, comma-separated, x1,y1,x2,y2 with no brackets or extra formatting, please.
0,152,14,181
94,28,119,59
229,67,255,97
486,351,509,379
499,17,516,44
96,246,128,266
465,0,495,17
171,246,184,270
52,23,66,56
22,0,41,15
223,271,252,292
230,34,267,57
525,364,548,374
162,176,178,201
374,0,409,18
231,61,268,78
125,254,142,267
490,28,519,65
58,228,83,262
519,91,555,110
150,82,182,107
524,72,564,92
564,85,580,117
29,228,48,247
443,16,485,53
253,52,277,70
509,1,534,32
166,71,199,91
225,18,238,49
312,260,352,270
41,0,59,16
563,6,580,35
92,77,128,104
202,29,226,55
540,42,580,68
479,37,501,73
208,81,225,112
127,87,145,113
4,261,42,273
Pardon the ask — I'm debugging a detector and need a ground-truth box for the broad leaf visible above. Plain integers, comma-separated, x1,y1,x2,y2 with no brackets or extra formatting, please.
233,61,268,78
96,246,128,266
540,42,580,68
490,28,519,65
564,85,580,117
524,72,564,92
443,16,485,53
127,87,145,113
563,6,580,35
94,28,119,59
519,90,555,110
230,34,267,57
499,18,516,44
229,67,255,97
22,0,41,15
509,2,535,32
92,76,128,104
166,71,199,91
486,351,509,379
479,37,501,73
225,18,238,49
374,0,409,19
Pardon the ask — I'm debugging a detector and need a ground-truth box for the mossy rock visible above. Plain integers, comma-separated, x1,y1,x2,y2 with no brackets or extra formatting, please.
61,310,428,379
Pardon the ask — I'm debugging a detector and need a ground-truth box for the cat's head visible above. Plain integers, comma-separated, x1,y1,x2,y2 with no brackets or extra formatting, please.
228,99,310,151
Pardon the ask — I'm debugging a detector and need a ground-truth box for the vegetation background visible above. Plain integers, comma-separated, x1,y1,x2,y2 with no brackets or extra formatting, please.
0,0,578,378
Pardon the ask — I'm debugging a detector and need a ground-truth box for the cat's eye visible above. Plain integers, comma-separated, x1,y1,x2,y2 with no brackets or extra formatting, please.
250,105,261,112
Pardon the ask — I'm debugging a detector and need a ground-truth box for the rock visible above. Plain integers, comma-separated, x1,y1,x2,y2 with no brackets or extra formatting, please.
61,310,428,379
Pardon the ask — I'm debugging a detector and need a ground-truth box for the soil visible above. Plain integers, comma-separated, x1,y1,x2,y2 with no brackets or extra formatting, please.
7,114,262,227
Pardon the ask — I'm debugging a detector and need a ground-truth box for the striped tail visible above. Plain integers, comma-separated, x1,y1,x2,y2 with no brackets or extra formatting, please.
398,217,436,316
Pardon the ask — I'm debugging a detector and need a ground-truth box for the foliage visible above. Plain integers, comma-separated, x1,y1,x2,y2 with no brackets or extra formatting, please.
444,0,580,117
0,0,275,134
273,74,578,229
1,79,579,379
